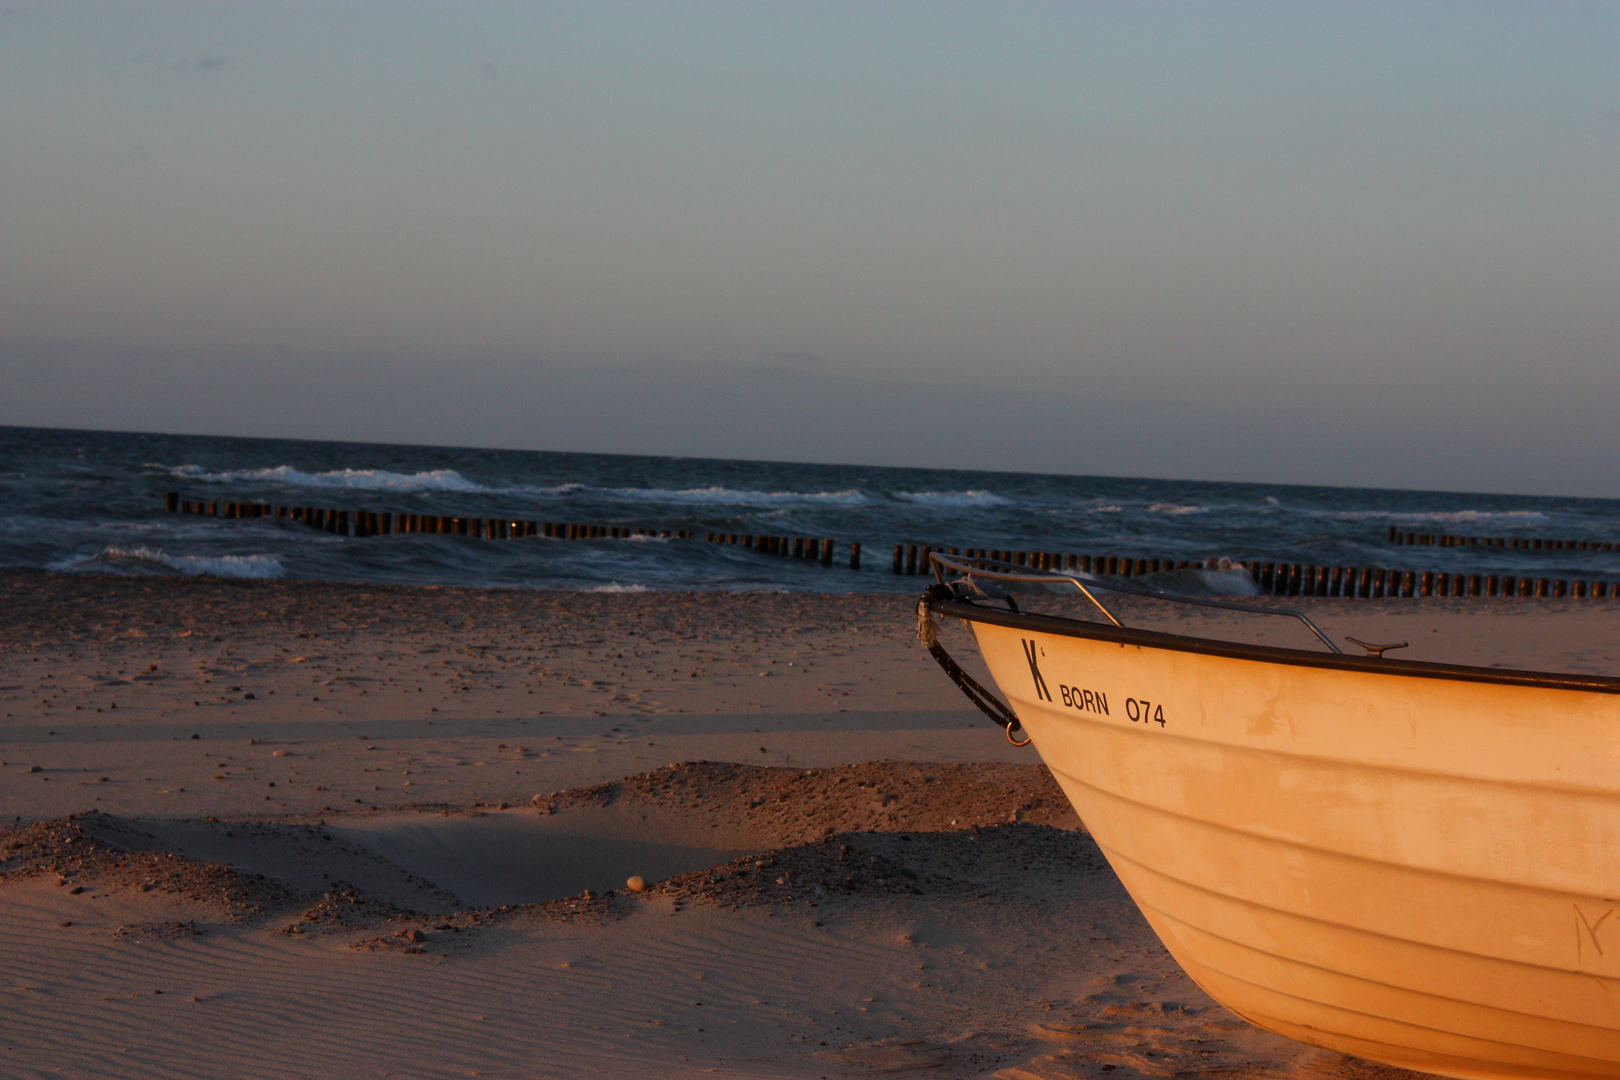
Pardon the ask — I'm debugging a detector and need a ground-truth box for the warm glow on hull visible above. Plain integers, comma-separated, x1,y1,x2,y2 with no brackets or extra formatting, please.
966,617,1620,1079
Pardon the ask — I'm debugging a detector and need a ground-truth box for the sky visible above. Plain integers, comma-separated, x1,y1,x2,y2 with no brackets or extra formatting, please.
2,2,1616,496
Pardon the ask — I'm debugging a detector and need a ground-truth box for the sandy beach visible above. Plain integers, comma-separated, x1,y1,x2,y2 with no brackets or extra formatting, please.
2,568,1615,1079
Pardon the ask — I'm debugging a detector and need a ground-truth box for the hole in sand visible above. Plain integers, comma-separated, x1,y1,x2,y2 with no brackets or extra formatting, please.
330,807,751,908
88,806,756,911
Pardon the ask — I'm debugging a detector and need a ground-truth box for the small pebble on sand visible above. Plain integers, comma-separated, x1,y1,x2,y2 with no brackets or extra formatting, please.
626,876,646,892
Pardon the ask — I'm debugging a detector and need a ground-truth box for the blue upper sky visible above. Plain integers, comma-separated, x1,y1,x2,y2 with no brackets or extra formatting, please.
2,2,1616,496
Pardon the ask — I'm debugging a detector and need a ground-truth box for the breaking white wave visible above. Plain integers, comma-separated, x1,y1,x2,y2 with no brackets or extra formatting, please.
1194,566,1262,596
894,490,1007,508
1333,508,1548,525
1147,503,1207,516
589,582,648,593
160,464,485,493
51,546,286,580
475,482,872,508
595,485,870,508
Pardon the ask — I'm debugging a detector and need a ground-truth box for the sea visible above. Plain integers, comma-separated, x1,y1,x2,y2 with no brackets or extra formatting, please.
3,425,1617,595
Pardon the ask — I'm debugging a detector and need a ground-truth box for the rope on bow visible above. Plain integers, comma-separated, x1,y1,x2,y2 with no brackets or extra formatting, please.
916,588,1031,747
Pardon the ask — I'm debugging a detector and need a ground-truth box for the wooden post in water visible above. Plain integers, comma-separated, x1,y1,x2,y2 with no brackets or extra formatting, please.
849,542,861,570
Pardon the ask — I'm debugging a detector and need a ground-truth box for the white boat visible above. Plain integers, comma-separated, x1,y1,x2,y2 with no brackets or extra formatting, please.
918,553,1620,1080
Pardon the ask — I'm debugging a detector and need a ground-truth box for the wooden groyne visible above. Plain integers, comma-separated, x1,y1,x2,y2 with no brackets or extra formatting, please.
1239,562,1612,599
884,542,1617,599
1386,526,1617,552
163,493,1615,597
164,492,863,569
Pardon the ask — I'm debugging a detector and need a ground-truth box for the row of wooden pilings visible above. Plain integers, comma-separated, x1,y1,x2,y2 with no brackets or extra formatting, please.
1247,563,1616,599
165,493,863,569
1386,526,1617,552
704,533,861,568
164,495,1615,597
886,543,1618,599
890,545,1221,578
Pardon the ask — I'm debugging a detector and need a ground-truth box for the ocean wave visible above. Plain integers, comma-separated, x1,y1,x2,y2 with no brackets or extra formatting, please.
589,582,648,593
1194,566,1262,596
1333,509,1548,525
624,485,869,507
541,484,873,509
159,464,486,493
50,546,285,580
894,490,1007,508
1147,503,1207,516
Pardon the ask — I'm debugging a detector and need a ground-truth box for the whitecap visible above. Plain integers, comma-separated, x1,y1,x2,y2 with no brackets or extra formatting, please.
1194,566,1262,597
1333,509,1548,524
605,485,870,508
51,546,286,580
1147,503,1207,516
589,582,648,593
502,483,871,508
159,464,485,493
894,490,1007,508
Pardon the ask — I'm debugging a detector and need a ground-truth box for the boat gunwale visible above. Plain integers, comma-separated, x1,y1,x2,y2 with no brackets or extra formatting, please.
930,597,1620,695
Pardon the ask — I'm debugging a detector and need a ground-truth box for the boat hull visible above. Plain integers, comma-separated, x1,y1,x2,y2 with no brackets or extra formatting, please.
957,611,1620,1079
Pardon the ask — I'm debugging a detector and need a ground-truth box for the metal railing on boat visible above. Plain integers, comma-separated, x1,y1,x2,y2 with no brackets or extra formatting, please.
927,551,1345,654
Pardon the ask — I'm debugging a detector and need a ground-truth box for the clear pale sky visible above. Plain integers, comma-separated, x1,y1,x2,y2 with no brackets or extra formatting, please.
2,3,1616,495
